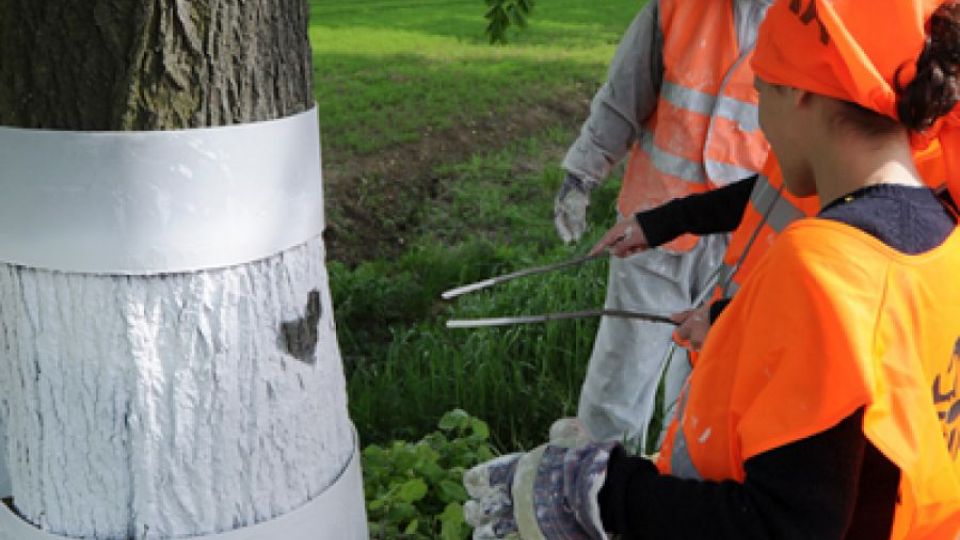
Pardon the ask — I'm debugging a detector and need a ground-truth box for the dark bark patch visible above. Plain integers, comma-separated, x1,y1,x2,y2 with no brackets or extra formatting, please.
280,289,321,364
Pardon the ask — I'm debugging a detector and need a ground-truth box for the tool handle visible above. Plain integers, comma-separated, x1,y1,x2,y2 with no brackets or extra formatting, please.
446,309,676,329
441,253,602,300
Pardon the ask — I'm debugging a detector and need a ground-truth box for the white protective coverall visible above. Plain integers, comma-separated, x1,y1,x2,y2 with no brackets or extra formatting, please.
563,0,771,446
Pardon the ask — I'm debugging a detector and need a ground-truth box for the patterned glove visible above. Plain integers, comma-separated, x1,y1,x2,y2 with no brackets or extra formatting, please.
463,419,615,540
554,173,595,244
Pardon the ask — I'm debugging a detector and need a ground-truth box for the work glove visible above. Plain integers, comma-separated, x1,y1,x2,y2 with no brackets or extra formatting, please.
463,418,615,539
554,173,595,244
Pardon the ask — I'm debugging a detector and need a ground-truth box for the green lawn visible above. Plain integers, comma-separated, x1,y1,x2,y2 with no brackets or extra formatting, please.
310,0,643,449
311,0,639,155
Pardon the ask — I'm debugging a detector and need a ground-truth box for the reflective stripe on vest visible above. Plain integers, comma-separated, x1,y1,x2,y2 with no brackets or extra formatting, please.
749,173,807,233
719,172,809,297
661,82,761,133
667,385,703,481
639,129,706,184
717,262,740,298
617,0,770,246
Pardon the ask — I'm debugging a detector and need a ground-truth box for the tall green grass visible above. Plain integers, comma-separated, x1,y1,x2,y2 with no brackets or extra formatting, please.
333,132,623,449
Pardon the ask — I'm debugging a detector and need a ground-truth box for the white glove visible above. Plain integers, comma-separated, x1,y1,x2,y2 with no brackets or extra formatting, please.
554,173,594,244
463,418,614,540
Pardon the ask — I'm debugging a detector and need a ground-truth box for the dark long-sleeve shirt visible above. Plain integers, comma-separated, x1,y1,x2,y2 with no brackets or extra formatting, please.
635,175,757,247
634,176,755,322
599,184,957,539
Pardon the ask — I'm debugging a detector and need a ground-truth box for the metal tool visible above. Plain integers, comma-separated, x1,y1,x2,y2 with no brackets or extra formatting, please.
441,253,603,300
446,309,676,329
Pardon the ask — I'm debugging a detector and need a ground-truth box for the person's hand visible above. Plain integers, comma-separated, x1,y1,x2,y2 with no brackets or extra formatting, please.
554,173,593,244
589,216,649,258
463,418,613,539
671,304,712,351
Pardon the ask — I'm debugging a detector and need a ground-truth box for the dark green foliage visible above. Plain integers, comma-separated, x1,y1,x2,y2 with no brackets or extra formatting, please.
485,0,536,43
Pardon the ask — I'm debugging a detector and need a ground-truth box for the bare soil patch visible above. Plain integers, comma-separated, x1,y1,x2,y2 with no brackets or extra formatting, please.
322,88,592,264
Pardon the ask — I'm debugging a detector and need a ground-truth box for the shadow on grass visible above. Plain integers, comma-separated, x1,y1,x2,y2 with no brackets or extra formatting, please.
314,52,601,157
315,52,603,265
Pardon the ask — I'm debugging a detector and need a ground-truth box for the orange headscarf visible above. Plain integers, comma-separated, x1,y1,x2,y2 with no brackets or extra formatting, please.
751,0,960,204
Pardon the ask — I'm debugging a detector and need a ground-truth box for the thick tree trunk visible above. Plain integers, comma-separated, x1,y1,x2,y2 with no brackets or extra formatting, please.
0,1,356,538
0,0,313,129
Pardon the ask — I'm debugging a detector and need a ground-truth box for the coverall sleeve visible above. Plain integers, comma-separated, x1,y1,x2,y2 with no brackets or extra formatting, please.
561,1,663,186
597,409,899,538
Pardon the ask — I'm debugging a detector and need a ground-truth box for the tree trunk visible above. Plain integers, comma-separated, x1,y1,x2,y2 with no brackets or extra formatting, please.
0,1,357,538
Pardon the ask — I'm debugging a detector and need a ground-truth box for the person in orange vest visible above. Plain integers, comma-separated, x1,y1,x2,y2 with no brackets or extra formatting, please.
464,1,960,537
555,0,772,447
592,142,944,353
589,158,819,352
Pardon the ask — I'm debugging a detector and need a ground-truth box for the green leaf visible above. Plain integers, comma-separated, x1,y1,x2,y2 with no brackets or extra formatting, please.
388,501,418,523
415,459,446,484
404,519,419,535
469,418,490,440
397,478,428,503
476,445,495,462
393,446,419,472
440,502,466,540
438,409,470,431
438,479,468,503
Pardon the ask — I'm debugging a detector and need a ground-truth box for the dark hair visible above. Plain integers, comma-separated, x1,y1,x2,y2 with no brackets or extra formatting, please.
833,2,960,137
895,1,960,132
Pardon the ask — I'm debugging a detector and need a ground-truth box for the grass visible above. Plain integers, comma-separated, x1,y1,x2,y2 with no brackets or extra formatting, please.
335,133,621,449
309,0,643,450
310,0,638,156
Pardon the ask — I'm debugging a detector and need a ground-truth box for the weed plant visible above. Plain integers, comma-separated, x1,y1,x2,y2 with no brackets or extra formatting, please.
363,409,494,539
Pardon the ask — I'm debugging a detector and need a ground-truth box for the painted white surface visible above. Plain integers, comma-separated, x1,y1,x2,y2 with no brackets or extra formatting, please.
0,427,367,540
0,422,8,498
0,237,356,539
0,108,323,274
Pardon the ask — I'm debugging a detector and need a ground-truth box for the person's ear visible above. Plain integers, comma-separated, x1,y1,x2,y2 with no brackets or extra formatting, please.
793,88,814,108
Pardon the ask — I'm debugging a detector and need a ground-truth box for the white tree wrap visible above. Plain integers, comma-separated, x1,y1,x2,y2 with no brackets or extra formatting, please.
0,109,324,274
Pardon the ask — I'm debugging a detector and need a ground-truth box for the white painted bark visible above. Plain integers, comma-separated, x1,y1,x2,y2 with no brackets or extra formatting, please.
0,237,354,539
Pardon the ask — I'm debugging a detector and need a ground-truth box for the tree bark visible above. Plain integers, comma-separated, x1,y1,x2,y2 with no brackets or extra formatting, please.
0,0,313,130
0,1,355,538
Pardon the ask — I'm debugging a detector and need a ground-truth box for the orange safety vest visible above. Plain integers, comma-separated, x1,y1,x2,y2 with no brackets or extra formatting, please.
659,220,960,538
715,142,947,299
715,160,821,298
620,0,770,253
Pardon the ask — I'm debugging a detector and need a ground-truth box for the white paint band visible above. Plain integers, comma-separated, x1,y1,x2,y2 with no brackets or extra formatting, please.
0,425,8,499
0,108,324,275
0,426,368,539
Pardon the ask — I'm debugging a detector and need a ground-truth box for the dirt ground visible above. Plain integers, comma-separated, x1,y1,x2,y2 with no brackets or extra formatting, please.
321,88,593,264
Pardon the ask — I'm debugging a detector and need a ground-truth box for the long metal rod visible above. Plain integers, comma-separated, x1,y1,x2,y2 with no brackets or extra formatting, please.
441,253,603,300
446,309,676,329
